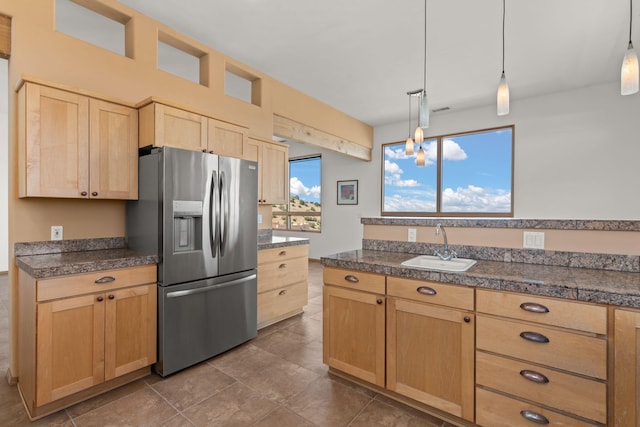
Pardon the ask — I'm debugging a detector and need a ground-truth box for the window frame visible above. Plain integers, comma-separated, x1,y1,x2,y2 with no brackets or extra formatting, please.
381,125,515,217
272,154,322,232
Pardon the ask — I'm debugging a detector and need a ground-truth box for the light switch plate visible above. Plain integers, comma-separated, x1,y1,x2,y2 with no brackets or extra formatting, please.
51,225,63,241
408,228,417,242
523,231,544,249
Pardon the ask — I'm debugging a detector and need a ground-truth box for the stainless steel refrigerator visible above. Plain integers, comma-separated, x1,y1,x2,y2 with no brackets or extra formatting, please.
126,146,258,377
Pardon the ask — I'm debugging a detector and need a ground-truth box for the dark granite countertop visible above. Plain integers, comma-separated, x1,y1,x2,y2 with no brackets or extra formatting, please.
16,248,158,279
321,249,640,309
258,236,309,250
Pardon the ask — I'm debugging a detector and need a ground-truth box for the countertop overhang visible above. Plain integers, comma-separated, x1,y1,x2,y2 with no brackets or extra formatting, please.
321,249,640,309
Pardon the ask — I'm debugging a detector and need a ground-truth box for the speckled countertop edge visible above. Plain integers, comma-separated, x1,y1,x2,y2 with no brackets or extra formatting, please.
361,218,640,231
258,236,309,250
321,249,640,309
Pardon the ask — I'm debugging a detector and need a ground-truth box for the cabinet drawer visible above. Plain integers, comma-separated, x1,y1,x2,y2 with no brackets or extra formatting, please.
37,265,157,302
476,315,606,379
323,267,385,294
258,256,309,293
476,387,596,427
258,245,308,265
477,289,607,335
258,281,307,325
387,276,473,311
476,351,606,423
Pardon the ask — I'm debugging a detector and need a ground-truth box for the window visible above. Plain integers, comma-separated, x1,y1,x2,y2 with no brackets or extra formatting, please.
272,156,322,232
382,126,513,216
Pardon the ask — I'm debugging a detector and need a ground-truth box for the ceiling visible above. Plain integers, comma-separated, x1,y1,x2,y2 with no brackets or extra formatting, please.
115,0,638,127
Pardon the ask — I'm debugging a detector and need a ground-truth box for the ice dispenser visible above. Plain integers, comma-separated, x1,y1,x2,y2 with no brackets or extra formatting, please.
172,200,203,252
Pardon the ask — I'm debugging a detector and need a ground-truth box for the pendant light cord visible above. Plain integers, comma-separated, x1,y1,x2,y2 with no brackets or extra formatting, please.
423,0,427,91
502,0,506,74
629,0,633,44
407,94,412,137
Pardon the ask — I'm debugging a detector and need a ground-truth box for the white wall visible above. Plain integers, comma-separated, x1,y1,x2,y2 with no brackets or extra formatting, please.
276,81,640,259
0,59,7,272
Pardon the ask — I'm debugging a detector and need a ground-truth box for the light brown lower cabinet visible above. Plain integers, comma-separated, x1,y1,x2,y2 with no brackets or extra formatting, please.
18,265,157,420
613,308,640,427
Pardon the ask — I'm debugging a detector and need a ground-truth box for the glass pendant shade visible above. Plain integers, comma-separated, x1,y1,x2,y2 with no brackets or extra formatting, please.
621,42,639,95
416,145,425,166
405,137,415,155
497,72,510,116
418,91,429,128
414,126,424,144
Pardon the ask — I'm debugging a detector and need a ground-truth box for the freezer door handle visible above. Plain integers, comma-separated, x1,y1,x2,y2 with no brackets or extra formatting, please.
219,171,228,257
166,274,257,298
209,170,218,258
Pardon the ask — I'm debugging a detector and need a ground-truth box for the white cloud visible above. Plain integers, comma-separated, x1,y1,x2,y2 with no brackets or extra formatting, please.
385,146,410,160
441,185,511,212
442,139,467,161
290,177,321,200
396,179,420,187
384,160,403,175
383,193,436,212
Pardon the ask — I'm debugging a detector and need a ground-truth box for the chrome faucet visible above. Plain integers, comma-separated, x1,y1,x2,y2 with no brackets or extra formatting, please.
434,223,457,261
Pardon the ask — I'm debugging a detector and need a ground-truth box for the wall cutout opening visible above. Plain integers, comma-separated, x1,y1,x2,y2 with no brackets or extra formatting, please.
225,63,262,106
55,0,130,57
157,31,207,86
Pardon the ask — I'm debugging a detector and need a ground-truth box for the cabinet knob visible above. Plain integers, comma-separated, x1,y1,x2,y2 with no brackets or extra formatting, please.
520,410,549,424
376,299,383,305
81,191,88,196
202,149,207,153
108,294,115,300
91,192,98,197
97,296,104,302
463,316,471,323
520,331,550,344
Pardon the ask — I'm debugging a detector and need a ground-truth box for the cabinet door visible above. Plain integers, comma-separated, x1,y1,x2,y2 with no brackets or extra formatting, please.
104,284,157,381
613,308,640,427
207,118,248,158
151,103,207,151
20,83,89,198
260,141,288,205
323,285,385,387
89,99,138,199
387,297,474,421
36,293,105,405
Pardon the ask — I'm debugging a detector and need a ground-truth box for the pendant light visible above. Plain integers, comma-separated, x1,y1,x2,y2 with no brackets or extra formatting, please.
405,92,415,155
415,0,429,138
621,0,639,95
497,0,510,115
416,144,426,166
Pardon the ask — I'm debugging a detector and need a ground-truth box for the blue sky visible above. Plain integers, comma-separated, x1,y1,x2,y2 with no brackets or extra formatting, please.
290,157,322,204
384,128,512,212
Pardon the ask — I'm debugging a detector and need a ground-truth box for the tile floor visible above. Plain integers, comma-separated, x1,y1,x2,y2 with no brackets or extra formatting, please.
0,262,452,426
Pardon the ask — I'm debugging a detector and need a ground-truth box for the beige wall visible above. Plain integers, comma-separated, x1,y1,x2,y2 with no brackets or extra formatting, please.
1,0,373,380
364,225,640,256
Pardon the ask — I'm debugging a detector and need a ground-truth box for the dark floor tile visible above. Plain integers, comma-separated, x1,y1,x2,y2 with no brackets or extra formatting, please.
253,406,317,427
352,399,444,427
66,378,147,418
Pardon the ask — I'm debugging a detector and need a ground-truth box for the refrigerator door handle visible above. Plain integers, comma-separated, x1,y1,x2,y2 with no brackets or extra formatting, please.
209,170,218,258
165,274,257,298
219,171,228,257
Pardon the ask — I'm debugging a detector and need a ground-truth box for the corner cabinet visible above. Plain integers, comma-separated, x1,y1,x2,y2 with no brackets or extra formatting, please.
18,82,138,199
323,267,386,387
18,265,157,420
247,137,288,205
613,308,640,427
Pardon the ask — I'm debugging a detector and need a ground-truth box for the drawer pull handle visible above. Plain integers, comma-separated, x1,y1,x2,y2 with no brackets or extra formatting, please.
279,289,287,296
520,369,549,384
520,302,550,314
520,410,549,424
279,250,287,256
95,276,116,284
344,275,359,283
279,263,287,269
416,286,437,296
520,331,550,344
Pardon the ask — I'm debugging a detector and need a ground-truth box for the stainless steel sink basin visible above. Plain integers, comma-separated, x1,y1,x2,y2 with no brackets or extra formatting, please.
401,255,477,272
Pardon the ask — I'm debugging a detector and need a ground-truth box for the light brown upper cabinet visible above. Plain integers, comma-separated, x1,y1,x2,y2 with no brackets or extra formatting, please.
207,118,248,158
18,82,138,199
248,137,288,205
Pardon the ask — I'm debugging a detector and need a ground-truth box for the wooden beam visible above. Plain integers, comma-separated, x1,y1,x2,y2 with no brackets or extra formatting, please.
0,14,11,60
273,114,371,161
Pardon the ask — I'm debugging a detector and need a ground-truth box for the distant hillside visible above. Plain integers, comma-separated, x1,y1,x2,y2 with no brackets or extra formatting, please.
273,196,321,231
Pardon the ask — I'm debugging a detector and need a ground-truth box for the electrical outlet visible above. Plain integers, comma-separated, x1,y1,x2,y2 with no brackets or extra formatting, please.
51,225,63,241
523,231,544,249
408,228,417,242
257,214,262,224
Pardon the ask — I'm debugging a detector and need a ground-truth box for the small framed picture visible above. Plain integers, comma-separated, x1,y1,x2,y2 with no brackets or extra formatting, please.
337,180,358,205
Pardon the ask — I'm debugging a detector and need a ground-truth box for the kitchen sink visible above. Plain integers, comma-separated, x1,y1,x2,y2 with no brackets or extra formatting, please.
401,255,477,272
